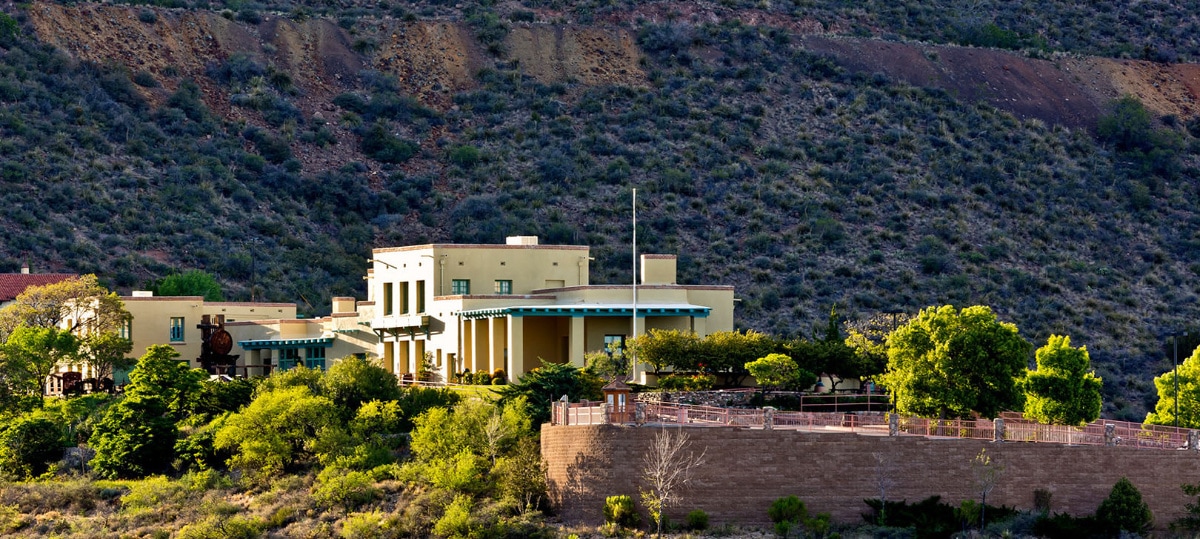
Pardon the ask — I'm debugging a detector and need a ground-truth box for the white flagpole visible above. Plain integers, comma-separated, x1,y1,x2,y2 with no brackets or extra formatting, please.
631,188,638,384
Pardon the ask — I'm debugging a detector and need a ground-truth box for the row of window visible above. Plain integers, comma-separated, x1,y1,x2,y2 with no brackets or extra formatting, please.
450,279,512,295
382,279,515,316
278,347,327,371
382,280,425,316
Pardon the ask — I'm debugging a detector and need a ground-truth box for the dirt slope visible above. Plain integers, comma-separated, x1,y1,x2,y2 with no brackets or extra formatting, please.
23,2,1200,130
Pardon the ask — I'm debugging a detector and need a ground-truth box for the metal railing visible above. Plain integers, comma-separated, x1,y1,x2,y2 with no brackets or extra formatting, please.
552,402,1200,451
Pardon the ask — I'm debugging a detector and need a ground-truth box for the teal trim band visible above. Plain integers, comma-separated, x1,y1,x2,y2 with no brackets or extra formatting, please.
457,306,710,319
237,337,335,350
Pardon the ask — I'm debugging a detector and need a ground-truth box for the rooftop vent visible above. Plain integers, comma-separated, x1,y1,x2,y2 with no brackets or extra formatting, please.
506,236,539,246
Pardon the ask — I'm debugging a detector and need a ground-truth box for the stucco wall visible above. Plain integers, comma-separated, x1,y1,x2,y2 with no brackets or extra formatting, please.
542,424,1200,529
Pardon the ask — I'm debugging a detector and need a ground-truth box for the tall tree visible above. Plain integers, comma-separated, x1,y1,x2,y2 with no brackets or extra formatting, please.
0,275,130,340
76,332,134,385
1019,335,1102,426
2,325,79,399
1146,346,1200,428
697,330,774,386
629,329,700,373
152,269,225,301
879,305,1031,419
126,345,205,421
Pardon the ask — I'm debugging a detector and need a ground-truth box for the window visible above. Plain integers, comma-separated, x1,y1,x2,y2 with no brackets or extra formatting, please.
416,280,426,313
119,319,132,340
494,280,512,294
170,317,184,342
383,283,394,316
305,347,327,370
400,282,410,314
451,279,470,295
604,335,626,357
280,349,301,371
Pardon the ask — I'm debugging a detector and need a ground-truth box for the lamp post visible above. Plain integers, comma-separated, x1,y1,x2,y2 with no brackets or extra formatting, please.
1162,330,1189,429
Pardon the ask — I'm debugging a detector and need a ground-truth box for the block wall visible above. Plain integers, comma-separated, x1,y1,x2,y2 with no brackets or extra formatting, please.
542,424,1200,529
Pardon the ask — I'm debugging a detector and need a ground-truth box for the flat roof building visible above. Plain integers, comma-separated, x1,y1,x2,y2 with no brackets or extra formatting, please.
367,236,735,384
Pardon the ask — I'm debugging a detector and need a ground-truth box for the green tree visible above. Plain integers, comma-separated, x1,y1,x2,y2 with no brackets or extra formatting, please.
1095,477,1152,536
77,331,133,386
0,275,130,340
126,345,205,421
879,305,1031,419
745,353,816,394
90,393,177,478
698,329,774,386
1146,346,1200,428
629,328,700,373
498,360,601,424
3,325,79,398
0,411,65,478
214,385,342,477
320,355,401,418
1097,95,1154,153
1019,335,1102,425
152,269,225,301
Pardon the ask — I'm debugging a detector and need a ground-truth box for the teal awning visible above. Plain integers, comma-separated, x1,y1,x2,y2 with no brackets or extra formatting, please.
237,337,334,350
458,304,710,320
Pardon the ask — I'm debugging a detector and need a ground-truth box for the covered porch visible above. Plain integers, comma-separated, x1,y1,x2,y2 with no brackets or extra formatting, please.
456,304,711,379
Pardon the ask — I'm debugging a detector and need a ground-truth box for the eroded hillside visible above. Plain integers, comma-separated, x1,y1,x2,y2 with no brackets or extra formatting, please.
6,1,1200,420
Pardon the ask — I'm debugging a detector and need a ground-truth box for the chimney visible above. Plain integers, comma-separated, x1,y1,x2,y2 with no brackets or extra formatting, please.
20,264,29,275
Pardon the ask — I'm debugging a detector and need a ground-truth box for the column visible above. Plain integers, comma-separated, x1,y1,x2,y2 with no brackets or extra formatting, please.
474,318,490,374
505,316,523,379
463,319,475,374
569,316,586,368
383,342,395,374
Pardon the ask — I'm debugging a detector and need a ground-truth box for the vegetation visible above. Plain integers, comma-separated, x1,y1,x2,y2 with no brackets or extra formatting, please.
1095,477,1152,536
1020,335,1103,425
151,269,224,301
1146,346,1200,428
880,305,1031,419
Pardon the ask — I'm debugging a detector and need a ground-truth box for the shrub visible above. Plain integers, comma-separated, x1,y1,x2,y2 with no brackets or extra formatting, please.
0,413,64,479
312,467,381,511
1095,477,1152,535
361,123,418,163
177,516,265,539
686,509,709,531
137,9,158,24
769,495,806,538
448,145,481,167
604,494,639,529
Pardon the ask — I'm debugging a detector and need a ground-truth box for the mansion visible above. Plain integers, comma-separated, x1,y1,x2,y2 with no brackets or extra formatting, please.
43,236,734,389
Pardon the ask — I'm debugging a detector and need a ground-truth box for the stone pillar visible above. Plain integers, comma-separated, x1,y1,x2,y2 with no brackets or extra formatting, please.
994,418,1005,442
600,403,609,425
1105,423,1116,446
635,402,646,426
1189,430,1199,451
764,406,775,431
889,413,899,437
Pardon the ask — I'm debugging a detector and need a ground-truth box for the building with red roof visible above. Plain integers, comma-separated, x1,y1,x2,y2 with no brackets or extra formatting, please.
0,265,78,309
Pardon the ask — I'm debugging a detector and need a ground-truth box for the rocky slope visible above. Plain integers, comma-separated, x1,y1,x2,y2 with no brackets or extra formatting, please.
6,1,1200,419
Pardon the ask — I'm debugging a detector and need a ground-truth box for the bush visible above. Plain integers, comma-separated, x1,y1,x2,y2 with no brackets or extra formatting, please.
137,9,158,23
312,467,381,511
1095,477,1152,536
361,123,418,163
686,509,709,531
0,413,64,479
604,494,640,529
177,516,265,539
769,495,806,538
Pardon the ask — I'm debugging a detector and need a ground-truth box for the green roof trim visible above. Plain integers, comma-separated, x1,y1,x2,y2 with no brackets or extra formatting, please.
237,337,334,350
458,305,710,320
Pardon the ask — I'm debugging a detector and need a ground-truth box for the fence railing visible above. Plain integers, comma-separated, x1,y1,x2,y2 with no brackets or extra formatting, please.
552,402,1200,451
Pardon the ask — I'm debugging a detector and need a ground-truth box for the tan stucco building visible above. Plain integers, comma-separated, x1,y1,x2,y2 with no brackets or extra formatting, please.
367,236,735,383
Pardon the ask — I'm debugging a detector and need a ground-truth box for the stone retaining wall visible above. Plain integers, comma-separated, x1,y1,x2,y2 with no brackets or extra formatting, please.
542,424,1200,529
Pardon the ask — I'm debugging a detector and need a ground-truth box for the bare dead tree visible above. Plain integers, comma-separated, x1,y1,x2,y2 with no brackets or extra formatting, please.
640,427,708,537
972,448,1003,529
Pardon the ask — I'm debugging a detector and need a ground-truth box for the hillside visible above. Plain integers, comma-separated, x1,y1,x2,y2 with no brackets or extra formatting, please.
3,1,1200,419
